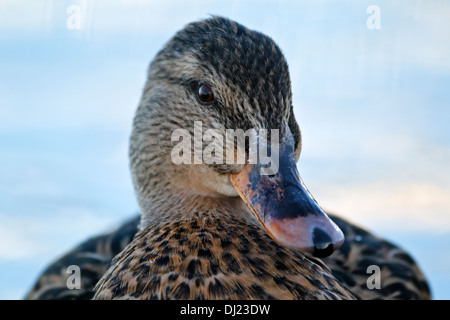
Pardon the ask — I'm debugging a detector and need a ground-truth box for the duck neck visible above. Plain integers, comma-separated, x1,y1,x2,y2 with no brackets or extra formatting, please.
137,187,253,231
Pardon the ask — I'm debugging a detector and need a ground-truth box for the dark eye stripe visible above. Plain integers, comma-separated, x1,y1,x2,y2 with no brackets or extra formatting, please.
198,84,215,103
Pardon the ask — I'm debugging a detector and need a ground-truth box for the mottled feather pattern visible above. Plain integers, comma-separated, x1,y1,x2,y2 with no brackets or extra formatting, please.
323,215,431,300
24,217,138,300
24,16,432,300
93,212,354,300
26,213,430,300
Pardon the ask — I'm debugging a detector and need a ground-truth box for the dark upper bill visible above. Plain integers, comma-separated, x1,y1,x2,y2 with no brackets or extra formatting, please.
230,129,344,258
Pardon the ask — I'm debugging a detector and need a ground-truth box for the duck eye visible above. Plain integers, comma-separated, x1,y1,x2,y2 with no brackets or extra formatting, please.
198,84,215,103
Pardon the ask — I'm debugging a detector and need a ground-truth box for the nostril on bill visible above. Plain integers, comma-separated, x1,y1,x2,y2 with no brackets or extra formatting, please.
312,227,334,258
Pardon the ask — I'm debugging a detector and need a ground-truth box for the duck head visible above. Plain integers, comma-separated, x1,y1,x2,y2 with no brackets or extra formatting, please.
129,17,344,258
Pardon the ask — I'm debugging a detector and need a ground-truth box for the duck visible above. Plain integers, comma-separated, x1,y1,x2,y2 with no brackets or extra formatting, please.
25,16,431,300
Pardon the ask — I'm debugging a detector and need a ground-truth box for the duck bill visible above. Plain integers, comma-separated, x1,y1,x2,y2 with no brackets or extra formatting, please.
230,131,344,258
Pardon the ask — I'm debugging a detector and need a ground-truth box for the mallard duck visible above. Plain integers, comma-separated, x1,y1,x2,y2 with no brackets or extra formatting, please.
25,17,430,300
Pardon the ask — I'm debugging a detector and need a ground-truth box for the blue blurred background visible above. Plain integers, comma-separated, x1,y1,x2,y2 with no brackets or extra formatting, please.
0,0,449,299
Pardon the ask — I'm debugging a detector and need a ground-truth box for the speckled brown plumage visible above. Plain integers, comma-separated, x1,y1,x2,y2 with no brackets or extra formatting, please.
25,212,431,300
93,210,354,300
323,215,431,300
24,16,431,300
24,217,138,300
